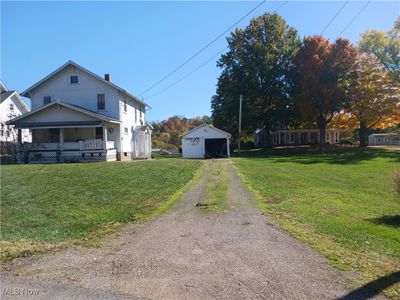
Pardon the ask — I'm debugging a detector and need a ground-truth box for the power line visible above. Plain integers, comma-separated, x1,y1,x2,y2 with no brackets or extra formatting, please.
274,0,288,13
146,48,228,100
320,0,349,35
144,1,289,100
337,0,371,37
138,0,266,97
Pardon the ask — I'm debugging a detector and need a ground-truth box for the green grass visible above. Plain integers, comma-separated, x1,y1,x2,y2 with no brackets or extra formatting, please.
0,159,201,261
198,160,228,213
232,148,400,297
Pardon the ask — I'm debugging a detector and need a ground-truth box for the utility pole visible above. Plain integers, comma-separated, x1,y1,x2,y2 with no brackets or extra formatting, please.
238,94,242,156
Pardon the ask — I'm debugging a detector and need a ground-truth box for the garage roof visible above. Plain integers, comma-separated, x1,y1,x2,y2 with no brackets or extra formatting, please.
182,124,231,138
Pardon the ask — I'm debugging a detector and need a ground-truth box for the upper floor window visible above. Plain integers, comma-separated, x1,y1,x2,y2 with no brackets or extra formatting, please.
9,103,14,111
135,108,137,122
123,100,127,112
97,93,105,110
124,127,129,134
70,75,79,84
43,96,51,105
140,108,143,119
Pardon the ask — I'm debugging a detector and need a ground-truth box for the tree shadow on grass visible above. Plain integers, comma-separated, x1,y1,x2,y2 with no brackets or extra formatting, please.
234,147,400,165
337,271,400,300
369,215,400,228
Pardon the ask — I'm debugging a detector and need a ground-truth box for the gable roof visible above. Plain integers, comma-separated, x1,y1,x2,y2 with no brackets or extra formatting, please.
7,100,120,125
0,80,8,92
21,60,150,108
182,123,231,138
1,91,14,102
1,90,30,113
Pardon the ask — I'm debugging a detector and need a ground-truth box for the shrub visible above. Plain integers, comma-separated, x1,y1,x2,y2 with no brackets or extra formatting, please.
394,171,400,196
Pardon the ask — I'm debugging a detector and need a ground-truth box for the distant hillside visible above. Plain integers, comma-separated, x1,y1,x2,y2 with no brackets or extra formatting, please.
151,116,212,150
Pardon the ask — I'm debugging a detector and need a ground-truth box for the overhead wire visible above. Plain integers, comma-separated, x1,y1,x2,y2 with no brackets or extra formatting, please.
137,0,266,97
144,0,290,100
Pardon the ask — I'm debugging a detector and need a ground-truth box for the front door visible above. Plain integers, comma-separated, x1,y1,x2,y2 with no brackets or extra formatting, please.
95,127,103,140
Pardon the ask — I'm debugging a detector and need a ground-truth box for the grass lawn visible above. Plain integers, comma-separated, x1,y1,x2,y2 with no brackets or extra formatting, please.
232,148,400,297
0,159,201,262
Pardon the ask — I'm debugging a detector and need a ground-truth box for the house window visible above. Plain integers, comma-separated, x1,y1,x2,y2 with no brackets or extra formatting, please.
6,130,10,137
140,108,143,119
124,127,128,134
43,96,51,105
123,100,127,112
9,103,14,111
135,108,137,122
97,93,105,110
70,75,79,84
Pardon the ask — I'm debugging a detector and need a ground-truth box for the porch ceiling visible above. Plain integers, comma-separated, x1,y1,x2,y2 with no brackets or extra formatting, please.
13,120,103,129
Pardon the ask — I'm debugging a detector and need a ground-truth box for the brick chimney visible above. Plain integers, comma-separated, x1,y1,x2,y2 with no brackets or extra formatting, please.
104,74,111,82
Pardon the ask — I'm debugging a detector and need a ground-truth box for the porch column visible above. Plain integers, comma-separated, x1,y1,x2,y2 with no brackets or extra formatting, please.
103,125,108,151
59,128,64,151
17,129,22,145
278,132,281,145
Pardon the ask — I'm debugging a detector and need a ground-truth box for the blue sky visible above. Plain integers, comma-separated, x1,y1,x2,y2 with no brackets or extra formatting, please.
1,1,399,121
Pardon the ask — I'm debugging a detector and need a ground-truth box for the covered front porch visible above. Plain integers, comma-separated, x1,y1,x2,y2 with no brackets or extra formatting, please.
8,101,121,163
18,126,118,163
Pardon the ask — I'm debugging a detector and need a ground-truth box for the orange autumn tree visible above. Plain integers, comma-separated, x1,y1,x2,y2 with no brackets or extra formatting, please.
294,36,357,145
333,53,400,146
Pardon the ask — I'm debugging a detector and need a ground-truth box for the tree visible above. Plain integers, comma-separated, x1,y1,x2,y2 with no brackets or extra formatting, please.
336,54,400,146
359,17,400,82
212,13,301,145
151,115,213,149
293,36,357,145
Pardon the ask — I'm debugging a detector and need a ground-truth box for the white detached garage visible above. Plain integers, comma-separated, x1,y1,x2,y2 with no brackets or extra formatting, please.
182,124,231,159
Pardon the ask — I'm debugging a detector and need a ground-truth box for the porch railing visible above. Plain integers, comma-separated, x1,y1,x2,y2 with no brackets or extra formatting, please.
17,139,117,163
22,139,116,151
79,139,104,150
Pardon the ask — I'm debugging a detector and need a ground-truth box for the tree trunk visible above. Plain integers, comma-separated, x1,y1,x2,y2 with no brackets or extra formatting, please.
359,120,367,147
317,114,327,146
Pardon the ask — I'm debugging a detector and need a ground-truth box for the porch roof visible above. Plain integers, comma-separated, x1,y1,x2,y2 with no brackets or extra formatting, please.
12,121,104,129
8,100,121,129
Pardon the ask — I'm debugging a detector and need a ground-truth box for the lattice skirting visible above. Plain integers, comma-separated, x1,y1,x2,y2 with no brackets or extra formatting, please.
17,150,117,163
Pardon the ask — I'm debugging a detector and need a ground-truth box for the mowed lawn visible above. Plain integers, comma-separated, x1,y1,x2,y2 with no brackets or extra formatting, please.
0,159,201,261
232,148,400,296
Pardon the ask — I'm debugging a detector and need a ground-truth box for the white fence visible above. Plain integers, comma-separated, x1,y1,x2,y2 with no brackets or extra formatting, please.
369,134,400,146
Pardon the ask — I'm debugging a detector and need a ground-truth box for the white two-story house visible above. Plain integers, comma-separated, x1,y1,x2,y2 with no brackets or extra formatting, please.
0,80,31,154
8,61,152,163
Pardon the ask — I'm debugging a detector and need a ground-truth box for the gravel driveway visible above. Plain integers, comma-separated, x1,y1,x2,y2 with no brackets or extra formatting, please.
1,160,383,299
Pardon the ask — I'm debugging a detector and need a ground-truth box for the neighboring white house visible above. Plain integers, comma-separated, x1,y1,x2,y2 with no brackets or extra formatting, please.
368,133,400,146
182,124,231,159
8,61,152,163
0,80,31,153
254,128,340,147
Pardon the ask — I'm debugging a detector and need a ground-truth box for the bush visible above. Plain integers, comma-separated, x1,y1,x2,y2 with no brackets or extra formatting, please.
243,141,255,149
339,138,353,145
394,171,400,196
